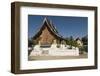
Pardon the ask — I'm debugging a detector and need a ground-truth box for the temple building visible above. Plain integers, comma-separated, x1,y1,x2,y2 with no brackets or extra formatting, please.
30,17,79,56
32,17,66,47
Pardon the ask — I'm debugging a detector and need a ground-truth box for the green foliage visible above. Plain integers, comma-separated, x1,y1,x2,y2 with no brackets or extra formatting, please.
66,36,79,49
28,39,33,47
79,45,88,52
72,40,79,48
79,35,88,53
82,35,88,45
28,38,37,47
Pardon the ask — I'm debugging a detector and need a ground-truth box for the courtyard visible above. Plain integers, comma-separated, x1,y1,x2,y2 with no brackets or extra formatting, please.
28,53,87,61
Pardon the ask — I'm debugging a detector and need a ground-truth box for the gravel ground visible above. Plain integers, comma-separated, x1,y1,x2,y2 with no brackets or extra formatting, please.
28,54,88,61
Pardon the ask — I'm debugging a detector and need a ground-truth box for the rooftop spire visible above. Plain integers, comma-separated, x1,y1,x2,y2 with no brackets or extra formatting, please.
43,17,48,23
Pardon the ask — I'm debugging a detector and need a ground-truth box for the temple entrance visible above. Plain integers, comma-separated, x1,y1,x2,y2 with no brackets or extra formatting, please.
40,46,50,56
42,50,49,55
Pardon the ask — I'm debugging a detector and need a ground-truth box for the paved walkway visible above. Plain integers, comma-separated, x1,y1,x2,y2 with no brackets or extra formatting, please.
28,54,87,61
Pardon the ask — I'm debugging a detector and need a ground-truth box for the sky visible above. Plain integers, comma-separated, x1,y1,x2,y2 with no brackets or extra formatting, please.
28,15,88,39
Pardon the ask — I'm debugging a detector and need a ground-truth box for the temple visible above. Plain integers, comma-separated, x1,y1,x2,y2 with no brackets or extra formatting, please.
30,17,79,56
32,17,66,46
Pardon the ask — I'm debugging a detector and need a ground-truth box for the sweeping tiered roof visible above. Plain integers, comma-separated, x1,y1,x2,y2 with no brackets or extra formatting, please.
33,17,65,40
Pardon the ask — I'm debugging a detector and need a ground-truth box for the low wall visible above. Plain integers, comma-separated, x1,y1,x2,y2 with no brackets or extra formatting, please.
30,50,42,56
30,48,79,56
49,49,79,56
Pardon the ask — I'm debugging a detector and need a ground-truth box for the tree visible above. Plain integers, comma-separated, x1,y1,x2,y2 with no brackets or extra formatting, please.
66,36,80,49
65,36,74,49
72,40,79,48
69,36,74,49
65,37,70,45
78,35,88,53
28,39,33,47
82,35,88,45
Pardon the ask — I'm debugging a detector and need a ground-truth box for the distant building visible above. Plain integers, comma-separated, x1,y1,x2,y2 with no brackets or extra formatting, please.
76,38,83,47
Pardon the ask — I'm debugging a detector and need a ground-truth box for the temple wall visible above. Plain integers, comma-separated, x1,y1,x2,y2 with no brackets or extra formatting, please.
30,44,79,56
49,49,79,56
